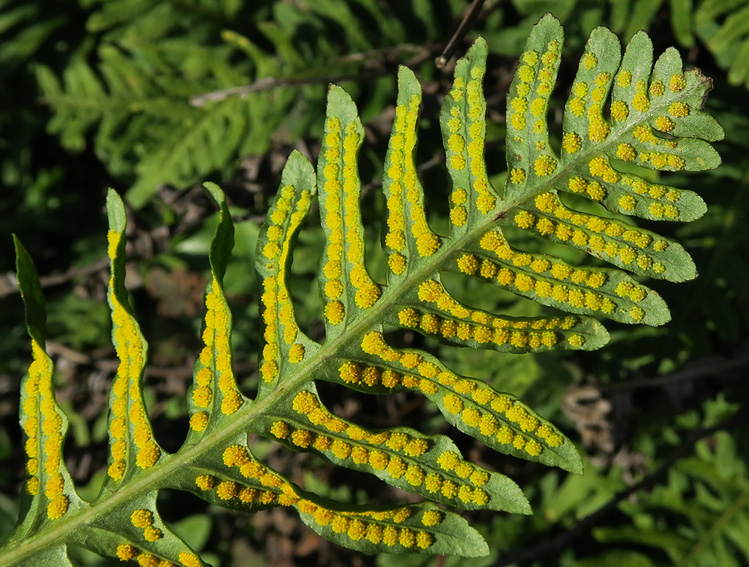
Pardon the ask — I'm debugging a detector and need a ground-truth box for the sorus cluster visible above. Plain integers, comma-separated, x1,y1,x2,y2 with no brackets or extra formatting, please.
385,92,441,264
447,66,497,215
22,339,69,520
190,276,244,429
359,330,443,374
295,500,436,549
285,391,430,456
337,360,438,394
107,230,160,480
566,163,683,220
320,116,381,319
438,381,562,456
508,41,560,181
268,414,487,506
195,446,289,508
115,544,198,567
515,192,668,276
408,279,583,350
465,229,618,329
259,184,312,382
130,508,163,542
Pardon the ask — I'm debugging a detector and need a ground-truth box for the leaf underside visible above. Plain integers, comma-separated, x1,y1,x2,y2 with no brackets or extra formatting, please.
2,14,722,567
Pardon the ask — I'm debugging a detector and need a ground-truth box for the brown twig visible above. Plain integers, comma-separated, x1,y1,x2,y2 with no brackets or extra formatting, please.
435,0,487,69
190,44,437,107
0,258,111,300
601,340,749,393
494,410,746,566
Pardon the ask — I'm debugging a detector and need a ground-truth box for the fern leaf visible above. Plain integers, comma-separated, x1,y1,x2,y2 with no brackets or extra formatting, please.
2,15,723,565
695,0,749,88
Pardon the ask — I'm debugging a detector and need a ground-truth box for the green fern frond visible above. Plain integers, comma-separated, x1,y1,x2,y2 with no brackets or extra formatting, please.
2,14,722,565
694,0,749,89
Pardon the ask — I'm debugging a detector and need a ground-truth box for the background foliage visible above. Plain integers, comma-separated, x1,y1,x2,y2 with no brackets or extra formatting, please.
1,1,748,566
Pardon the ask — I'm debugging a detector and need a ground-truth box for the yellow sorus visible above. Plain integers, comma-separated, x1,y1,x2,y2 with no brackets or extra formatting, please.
522,50,539,65
288,343,305,363
291,430,313,448
534,155,557,176
572,81,588,97
649,80,665,96
313,435,333,451
404,465,425,487
216,481,238,500
619,195,636,211
586,182,605,200
616,70,632,87
649,202,665,217
351,446,369,464
131,509,154,528
456,253,480,275
633,91,649,112
116,545,137,561
525,439,543,456
582,52,597,70
562,132,582,154
457,485,474,503
270,421,291,439
443,393,464,414
566,177,586,195
450,206,467,226
324,300,345,325
324,280,343,299
399,528,417,549
143,527,163,542
136,553,158,567
610,100,629,122
454,461,473,479
588,114,611,142
530,97,545,117
510,168,526,184
514,210,536,229
655,116,675,132
398,308,420,328
630,306,645,322
669,102,689,117
529,194,554,215
669,74,686,92
403,438,429,456
617,143,636,161
292,391,319,414
441,479,458,499
510,96,528,113
223,444,250,467
517,65,534,83
436,451,460,471
388,252,407,275
46,495,69,520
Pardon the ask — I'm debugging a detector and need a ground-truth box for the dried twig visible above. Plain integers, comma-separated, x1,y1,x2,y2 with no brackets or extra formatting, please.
190,44,436,107
435,0,487,69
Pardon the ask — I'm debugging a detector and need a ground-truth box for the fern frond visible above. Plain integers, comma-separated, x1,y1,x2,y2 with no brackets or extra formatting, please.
694,0,749,89
2,15,722,565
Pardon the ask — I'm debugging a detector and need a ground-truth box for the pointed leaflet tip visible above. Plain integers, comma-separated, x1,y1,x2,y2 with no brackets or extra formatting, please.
203,183,234,281
282,150,317,194
203,181,226,208
14,235,46,345
106,189,126,234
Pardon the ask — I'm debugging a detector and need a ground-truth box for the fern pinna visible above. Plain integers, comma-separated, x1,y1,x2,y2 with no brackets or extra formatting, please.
2,14,723,565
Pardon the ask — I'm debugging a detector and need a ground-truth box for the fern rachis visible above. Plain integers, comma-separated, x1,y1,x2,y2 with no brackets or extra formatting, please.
2,14,722,566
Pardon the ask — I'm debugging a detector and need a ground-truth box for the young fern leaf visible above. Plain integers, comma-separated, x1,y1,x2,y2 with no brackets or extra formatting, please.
2,15,722,565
